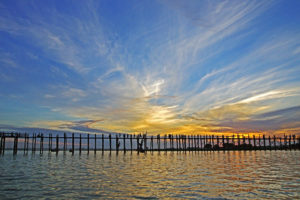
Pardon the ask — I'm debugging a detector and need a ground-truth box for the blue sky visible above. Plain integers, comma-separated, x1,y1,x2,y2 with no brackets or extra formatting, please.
0,0,299,135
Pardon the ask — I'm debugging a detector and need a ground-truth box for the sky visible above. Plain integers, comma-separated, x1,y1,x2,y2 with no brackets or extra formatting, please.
0,0,300,136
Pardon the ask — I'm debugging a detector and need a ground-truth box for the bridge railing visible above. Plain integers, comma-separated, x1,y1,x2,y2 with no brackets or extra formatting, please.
0,132,299,155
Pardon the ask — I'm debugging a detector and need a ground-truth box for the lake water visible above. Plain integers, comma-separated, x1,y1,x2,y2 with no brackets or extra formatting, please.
0,151,299,199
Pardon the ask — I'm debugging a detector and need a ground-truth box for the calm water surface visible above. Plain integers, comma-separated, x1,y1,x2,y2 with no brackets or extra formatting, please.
0,151,299,199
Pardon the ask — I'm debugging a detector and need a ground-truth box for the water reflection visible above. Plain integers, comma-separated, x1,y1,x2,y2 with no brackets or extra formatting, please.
0,151,299,199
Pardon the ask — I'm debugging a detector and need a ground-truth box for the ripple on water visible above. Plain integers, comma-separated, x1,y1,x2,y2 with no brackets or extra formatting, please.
0,151,299,199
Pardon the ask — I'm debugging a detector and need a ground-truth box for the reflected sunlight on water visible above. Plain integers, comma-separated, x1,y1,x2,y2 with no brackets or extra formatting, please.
0,151,299,199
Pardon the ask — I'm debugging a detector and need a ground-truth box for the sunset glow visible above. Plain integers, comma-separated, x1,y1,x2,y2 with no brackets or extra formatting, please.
0,0,299,136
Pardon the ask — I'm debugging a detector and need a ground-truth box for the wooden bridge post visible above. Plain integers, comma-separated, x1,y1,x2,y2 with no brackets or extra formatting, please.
194,135,197,150
32,134,34,153
49,134,52,152
2,135,5,154
179,135,182,151
279,137,282,150
200,135,203,150
102,134,104,153
182,135,184,150
180,135,183,150
109,134,111,153
268,136,271,150
182,135,184,151
151,136,153,151
24,133,29,154
26,134,29,153
193,135,196,150
40,134,44,154
187,135,190,151
195,135,198,150
182,135,185,151
298,136,300,150
23,134,26,154
157,135,160,151
196,135,198,150
248,135,251,150
31,134,34,152
199,135,202,150
289,135,292,150
232,135,235,145
87,134,90,154
15,134,18,154
206,135,209,149
184,135,186,151
123,134,126,153
0,134,3,154
253,135,256,150
177,135,181,151
293,135,296,150
258,135,261,150
79,134,82,154
144,135,147,152
273,135,276,150
202,135,205,149
170,134,174,150
72,133,75,155
184,135,187,151
56,134,59,154
158,134,161,151
242,136,246,150
175,135,178,151
2,134,6,153
94,134,97,154
190,135,192,150
222,135,225,150
130,134,133,152
183,135,185,150
13,134,17,155
63,133,66,153
17,134,19,154
263,135,266,150
31,134,33,153
137,135,140,152
285,135,288,150
174,135,176,150
116,135,119,153
187,135,189,151
206,135,208,148
179,135,184,151
169,135,172,150
35,134,37,152
180,135,182,151
34,134,37,153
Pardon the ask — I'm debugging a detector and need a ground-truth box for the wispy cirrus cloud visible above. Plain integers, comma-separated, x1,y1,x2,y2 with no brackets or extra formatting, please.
0,0,299,135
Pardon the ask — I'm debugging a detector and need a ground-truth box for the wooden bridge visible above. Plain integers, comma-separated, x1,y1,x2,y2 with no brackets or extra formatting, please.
0,132,299,155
